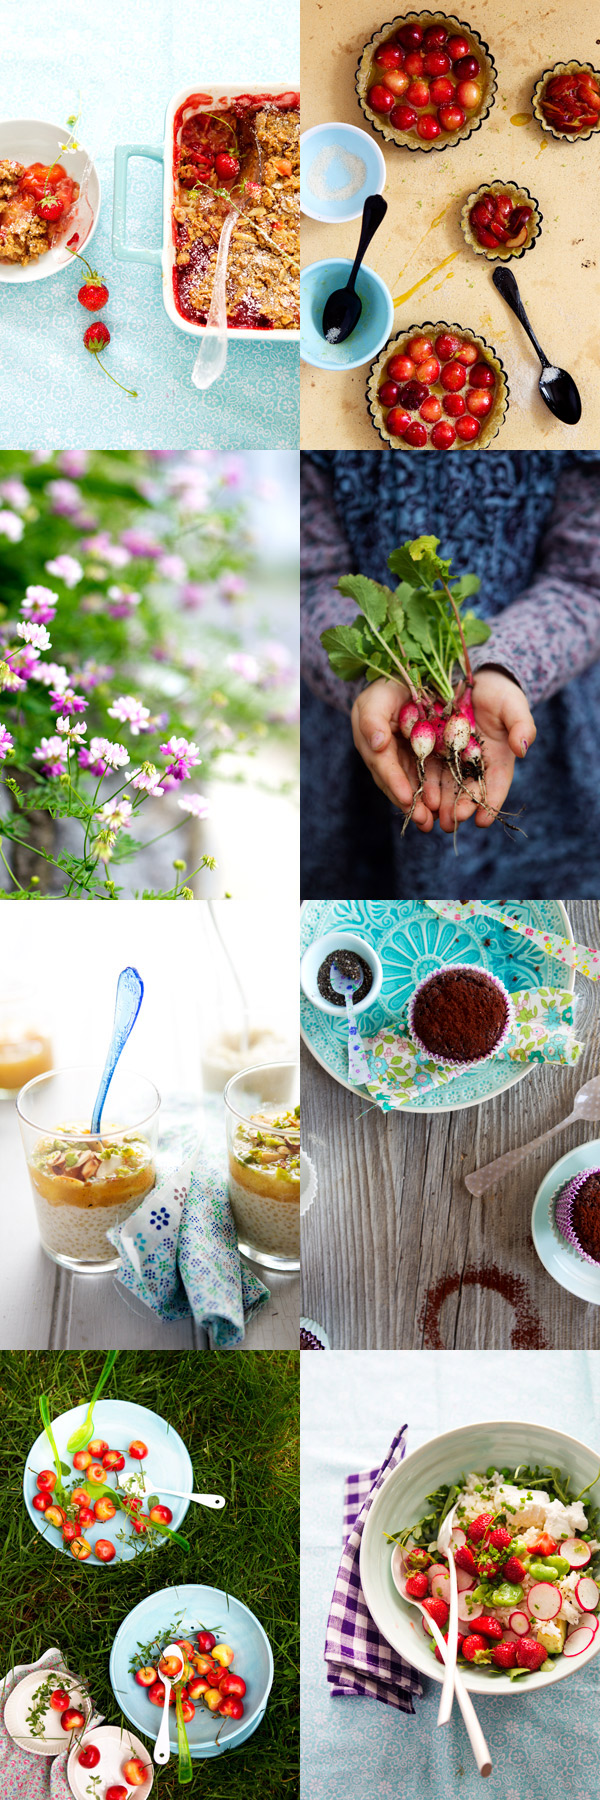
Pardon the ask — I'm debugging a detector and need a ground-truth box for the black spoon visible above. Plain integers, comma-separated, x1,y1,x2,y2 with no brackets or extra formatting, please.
492,266,581,424
321,193,388,345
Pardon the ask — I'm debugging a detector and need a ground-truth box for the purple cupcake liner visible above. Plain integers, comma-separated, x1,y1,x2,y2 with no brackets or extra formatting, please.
407,962,515,1071
554,1169,600,1268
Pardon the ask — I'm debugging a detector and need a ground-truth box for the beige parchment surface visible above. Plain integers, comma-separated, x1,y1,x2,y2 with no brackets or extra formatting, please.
300,0,600,449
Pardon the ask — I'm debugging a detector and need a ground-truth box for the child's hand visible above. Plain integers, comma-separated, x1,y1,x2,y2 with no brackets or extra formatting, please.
449,668,536,832
351,678,436,832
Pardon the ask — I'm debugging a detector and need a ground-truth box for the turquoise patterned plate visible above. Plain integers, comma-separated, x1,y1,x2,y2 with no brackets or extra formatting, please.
300,900,574,1113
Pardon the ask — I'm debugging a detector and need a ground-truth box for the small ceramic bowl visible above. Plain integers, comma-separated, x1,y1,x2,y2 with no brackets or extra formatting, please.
554,1168,600,1267
301,258,394,370
407,963,514,1068
0,118,100,284
300,122,386,222
300,929,383,1017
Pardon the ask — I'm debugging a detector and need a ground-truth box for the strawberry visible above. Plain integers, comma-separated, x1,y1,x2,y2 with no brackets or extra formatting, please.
502,1555,527,1583
435,1632,466,1664
214,152,240,181
422,1596,449,1630
473,1615,503,1641
405,1572,428,1600
492,1642,518,1669
467,1513,494,1545
36,194,64,221
405,1547,431,1572
477,1559,500,1580
516,1638,547,1672
488,1527,512,1552
82,323,137,398
78,277,109,311
461,1633,489,1663
529,1533,558,1558
454,1544,477,1576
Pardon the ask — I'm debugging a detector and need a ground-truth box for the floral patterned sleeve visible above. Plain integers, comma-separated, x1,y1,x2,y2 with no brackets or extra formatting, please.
300,459,363,714
471,464,600,706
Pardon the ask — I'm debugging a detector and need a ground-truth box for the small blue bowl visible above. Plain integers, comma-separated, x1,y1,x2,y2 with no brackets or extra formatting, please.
300,122,386,222
301,259,394,371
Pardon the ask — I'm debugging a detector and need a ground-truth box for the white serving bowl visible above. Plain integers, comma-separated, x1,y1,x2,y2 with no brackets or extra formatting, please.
300,929,383,1017
0,118,100,283
360,1417,600,1696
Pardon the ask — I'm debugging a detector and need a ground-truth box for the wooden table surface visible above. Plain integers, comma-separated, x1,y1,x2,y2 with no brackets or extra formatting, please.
301,900,600,1349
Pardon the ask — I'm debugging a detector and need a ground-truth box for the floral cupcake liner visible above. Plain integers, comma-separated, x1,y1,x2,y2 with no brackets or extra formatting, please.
300,1316,331,1349
460,180,542,261
355,10,498,153
553,1168,600,1268
366,319,509,451
407,962,515,1069
532,62,600,143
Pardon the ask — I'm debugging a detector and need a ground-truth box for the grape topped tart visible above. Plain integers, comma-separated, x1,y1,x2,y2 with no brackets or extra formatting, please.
461,181,541,261
356,11,497,151
367,322,508,450
533,62,600,141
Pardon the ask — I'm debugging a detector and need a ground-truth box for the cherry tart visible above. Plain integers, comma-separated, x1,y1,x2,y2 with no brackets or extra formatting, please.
532,62,600,140
461,181,541,260
356,11,497,152
367,322,508,450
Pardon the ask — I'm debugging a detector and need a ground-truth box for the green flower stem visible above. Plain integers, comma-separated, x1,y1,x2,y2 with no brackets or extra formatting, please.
0,842,26,891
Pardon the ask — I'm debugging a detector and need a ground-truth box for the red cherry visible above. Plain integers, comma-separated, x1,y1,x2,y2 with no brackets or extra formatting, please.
456,414,480,441
440,360,466,391
417,113,441,138
469,363,495,388
397,380,429,410
435,332,461,360
470,197,494,227
443,392,466,417
447,35,470,60
456,341,479,365
33,1492,49,1511
383,69,410,95
453,55,480,80
403,420,428,447
423,50,451,75
390,103,417,129
430,421,456,449
396,22,423,49
474,225,502,248
414,355,440,383
387,353,415,380
386,407,412,436
456,79,481,109
367,84,396,113
423,26,448,47
420,395,442,422
438,103,466,130
374,43,404,67
408,336,434,362
467,388,493,417
429,76,455,103
404,51,424,76
406,79,430,107
378,380,400,405
78,1746,101,1769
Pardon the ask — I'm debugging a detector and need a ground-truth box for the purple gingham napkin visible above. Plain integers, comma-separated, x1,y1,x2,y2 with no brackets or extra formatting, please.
324,1425,423,1714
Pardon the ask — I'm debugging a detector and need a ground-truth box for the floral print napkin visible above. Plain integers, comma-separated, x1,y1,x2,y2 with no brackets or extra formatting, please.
364,987,582,1110
108,1099,270,1348
0,1650,76,1799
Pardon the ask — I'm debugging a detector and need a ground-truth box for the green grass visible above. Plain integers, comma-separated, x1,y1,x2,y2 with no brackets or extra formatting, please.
0,1351,299,1798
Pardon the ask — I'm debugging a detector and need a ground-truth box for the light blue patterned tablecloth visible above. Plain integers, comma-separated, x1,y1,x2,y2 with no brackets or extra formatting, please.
301,1352,600,1800
1,0,299,448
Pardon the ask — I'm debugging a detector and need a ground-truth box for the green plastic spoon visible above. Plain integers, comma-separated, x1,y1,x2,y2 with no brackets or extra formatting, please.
39,1396,70,1506
66,1349,119,1454
175,1679,194,1785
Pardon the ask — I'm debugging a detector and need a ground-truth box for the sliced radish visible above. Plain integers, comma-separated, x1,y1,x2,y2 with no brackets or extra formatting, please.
509,1611,531,1636
576,1612,599,1634
431,1571,451,1603
561,1538,592,1569
451,1527,467,1549
575,1576,599,1612
562,1627,596,1657
427,1561,448,1591
457,1592,482,1623
456,1569,475,1593
527,1582,562,1622
501,1629,519,1643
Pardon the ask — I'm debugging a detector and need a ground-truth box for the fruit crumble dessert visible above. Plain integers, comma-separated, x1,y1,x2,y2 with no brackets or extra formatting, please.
392,1463,600,1678
172,94,300,330
367,323,508,450
27,1126,155,1265
533,63,600,139
461,182,540,260
356,13,497,150
0,159,79,266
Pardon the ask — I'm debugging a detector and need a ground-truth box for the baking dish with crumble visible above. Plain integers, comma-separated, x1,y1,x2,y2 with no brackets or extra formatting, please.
112,85,300,339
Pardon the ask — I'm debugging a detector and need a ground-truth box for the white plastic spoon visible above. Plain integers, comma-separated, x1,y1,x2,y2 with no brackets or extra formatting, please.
191,207,239,390
391,1546,492,1778
465,1074,600,1196
153,1643,184,1766
437,1505,459,1727
120,1473,225,1509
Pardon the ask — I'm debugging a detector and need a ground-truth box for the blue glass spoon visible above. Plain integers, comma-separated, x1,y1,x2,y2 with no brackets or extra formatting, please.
91,965,144,1134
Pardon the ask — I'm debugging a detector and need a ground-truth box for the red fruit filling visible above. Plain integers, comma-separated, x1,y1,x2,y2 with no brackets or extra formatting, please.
540,69,600,135
364,21,485,139
469,190,534,251
376,333,497,448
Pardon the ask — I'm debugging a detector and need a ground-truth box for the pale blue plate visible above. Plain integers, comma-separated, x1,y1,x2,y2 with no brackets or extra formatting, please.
109,1583,273,1758
300,899,574,1112
532,1138,600,1304
24,1398,192,1568
300,122,386,222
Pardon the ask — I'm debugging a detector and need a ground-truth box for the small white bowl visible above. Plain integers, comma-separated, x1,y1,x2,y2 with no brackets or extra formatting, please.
300,930,383,1017
0,118,100,283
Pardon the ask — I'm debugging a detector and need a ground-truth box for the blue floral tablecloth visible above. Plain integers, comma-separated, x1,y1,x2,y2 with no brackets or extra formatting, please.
1,0,299,449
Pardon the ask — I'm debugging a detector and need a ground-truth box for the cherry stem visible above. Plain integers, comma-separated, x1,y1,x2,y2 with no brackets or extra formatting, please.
91,351,137,399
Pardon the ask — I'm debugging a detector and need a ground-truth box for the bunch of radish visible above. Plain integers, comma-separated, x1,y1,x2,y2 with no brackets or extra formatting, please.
398,686,486,830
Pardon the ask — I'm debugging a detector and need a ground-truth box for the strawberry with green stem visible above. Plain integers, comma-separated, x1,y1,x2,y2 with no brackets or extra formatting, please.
69,248,109,311
83,323,137,398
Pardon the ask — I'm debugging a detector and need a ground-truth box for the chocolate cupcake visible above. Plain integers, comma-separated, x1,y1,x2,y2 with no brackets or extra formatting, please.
407,963,513,1067
555,1169,600,1267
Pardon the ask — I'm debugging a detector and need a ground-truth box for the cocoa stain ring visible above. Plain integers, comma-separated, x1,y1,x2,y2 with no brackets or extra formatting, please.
419,1263,549,1349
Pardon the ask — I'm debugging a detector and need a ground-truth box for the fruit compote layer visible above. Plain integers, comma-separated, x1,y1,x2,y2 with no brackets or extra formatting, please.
468,188,534,254
539,67,600,136
373,328,502,449
0,160,79,265
172,95,300,330
359,15,494,147
0,1032,52,1092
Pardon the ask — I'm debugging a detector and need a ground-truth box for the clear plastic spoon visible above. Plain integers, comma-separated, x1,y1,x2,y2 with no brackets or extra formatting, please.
154,1644,185,1766
329,960,371,1085
90,965,144,1134
465,1074,600,1196
191,207,239,391
391,1545,492,1778
437,1503,459,1726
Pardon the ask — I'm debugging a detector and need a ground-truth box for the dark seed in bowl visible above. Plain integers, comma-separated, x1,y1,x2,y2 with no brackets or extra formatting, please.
317,949,373,1006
